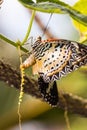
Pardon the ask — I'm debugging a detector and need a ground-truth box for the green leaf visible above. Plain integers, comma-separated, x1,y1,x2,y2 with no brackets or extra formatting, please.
73,0,87,31
72,0,87,41
73,0,87,15
18,0,87,26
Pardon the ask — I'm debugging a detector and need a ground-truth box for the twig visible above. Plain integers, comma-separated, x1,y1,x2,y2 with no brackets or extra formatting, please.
21,10,36,45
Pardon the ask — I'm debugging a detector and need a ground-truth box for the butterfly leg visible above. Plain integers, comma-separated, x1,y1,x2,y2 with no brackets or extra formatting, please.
38,76,59,107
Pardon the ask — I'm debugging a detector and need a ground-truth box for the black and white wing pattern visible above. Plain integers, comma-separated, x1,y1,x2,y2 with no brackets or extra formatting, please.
22,37,87,106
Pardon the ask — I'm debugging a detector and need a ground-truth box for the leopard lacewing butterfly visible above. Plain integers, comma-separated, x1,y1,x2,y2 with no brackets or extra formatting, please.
21,36,87,106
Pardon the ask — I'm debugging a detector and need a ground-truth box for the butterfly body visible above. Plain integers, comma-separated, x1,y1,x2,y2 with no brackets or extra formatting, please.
21,37,87,106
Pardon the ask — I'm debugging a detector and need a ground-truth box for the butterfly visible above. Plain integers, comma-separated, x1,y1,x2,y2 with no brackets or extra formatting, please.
21,36,87,107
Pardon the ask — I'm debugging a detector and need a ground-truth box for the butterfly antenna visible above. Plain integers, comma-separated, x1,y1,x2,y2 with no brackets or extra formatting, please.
42,13,53,38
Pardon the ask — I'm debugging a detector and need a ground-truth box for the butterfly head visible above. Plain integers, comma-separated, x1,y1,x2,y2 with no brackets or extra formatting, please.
31,36,42,49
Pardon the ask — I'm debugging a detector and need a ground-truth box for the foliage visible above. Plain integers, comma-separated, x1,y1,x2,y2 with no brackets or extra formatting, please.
73,0,87,41
19,0,87,26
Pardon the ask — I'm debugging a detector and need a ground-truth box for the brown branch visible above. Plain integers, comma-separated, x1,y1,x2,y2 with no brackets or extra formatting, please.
0,60,87,117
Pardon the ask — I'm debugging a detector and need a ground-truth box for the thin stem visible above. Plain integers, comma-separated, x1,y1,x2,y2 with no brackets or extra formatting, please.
0,34,28,52
0,10,36,51
17,44,25,130
0,34,16,47
64,109,71,130
21,10,36,45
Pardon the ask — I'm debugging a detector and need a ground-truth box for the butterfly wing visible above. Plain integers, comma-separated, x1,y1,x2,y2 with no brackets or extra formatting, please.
38,76,58,106
33,40,87,82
